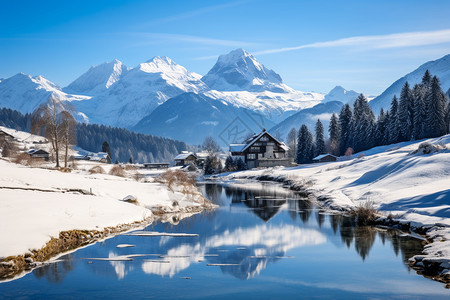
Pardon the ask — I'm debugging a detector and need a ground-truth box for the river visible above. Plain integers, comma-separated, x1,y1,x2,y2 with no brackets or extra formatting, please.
0,182,447,298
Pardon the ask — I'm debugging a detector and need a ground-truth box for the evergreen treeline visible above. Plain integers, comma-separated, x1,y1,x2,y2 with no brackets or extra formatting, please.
0,107,189,163
295,70,450,163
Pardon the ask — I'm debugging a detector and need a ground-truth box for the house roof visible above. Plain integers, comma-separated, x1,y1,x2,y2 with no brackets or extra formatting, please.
230,144,246,152
313,154,337,160
28,149,49,155
174,152,197,160
230,130,289,153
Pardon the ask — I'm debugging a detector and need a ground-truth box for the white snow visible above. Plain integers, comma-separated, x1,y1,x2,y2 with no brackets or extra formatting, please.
0,157,208,258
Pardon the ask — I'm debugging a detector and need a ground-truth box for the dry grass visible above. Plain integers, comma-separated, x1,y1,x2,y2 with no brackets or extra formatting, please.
350,200,379,225
109,165,126,177
13,152,32,166
89,165,106,174
124,164,138,171
156,169,196,194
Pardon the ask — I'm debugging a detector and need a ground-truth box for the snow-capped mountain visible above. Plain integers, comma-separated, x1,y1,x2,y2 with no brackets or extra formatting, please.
63,59,129,95
370,54,450,114
0,73,91,114
133,92,275,145
202,48,294,93
73,56,207,128
270,101,344,141
323,86,360,104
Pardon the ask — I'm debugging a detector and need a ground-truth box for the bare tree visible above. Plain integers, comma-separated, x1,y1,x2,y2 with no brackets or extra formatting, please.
32,97,76,168
286,128,297,162
60,111,77,168
202,136,221,154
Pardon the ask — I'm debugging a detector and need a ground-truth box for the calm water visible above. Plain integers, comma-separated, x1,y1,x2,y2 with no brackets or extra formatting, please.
1,182,448,299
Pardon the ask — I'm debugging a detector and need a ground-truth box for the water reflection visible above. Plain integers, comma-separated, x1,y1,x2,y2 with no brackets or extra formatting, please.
31,183,425,283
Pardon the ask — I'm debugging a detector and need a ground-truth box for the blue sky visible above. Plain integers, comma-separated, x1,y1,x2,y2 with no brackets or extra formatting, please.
1,0,449,95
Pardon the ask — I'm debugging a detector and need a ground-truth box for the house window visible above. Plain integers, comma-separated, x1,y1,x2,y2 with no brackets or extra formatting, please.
250,146,260,152
260,136,269,142
247,154,256,159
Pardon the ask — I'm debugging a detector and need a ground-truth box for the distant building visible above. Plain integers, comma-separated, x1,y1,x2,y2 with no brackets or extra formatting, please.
71,151,110,163
230,129,290,169
27,149,50,161
313,154,338,163
141,163,170,169
174,151,197,166
0,129,14,141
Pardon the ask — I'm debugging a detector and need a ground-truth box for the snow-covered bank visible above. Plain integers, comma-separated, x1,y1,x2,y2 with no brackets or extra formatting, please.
0,159,212,261
219,135,450,284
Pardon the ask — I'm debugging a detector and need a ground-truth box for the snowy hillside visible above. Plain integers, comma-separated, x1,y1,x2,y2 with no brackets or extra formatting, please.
270,101,344,140
63,59,129,95
73,56,207,128
0,73,91,114
202,48,295,93
133,92,275,146
370,54,450,114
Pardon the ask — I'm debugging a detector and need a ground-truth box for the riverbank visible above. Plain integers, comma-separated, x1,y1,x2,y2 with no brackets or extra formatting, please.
0,159,214,280
215,134,450,286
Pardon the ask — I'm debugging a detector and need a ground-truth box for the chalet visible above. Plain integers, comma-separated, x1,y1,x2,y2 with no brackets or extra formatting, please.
174,151,197,166
0,129,14,141
141,163,170,169
230,129,290,169
27,149,50,161
313,154,338,163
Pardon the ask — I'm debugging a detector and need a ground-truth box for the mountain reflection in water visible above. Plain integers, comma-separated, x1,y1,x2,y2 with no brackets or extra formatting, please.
25,182,426,284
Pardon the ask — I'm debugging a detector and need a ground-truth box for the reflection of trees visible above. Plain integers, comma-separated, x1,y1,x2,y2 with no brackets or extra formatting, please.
329,214,342,234
316,211,325,228
339,217,355,248
353,227,376,261
204,183,223,205
244,197,286,222
33,255,74,283
288,199,313,223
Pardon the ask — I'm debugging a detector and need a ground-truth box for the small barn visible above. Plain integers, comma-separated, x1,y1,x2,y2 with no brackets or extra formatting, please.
0,129,14,141
27,149,50,161
313,154,338,163
174,151,197,166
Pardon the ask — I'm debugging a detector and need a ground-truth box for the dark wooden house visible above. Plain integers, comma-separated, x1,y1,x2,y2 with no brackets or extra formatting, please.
27,149,50,161
313,154,338,163
230,129,290,169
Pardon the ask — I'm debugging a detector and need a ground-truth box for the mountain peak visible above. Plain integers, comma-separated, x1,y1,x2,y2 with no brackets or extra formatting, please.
202,49,289,92
64,59,128,95
324,85,360,104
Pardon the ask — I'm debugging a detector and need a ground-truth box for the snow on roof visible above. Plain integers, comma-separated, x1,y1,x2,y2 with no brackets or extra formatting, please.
313,154,337,160
230,144,246,152
238,130,289,153
174,152,197,160
0,126,47,143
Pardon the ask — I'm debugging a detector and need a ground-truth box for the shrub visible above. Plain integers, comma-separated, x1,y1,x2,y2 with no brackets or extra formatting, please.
109,165,126,177
13,152,32,166
89,166,106,174
351,200,378,225
411,142,446,155
124,164,138,171
156,169,196,193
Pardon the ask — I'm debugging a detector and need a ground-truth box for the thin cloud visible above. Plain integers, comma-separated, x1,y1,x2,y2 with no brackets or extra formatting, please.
127,32,258,48
137,0,250,27
254,29,450,55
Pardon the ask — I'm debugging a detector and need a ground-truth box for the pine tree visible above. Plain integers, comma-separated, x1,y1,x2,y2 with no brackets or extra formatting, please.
425,76,447,137
422,70,432,86
412,83,427,140
398,82,414,141
236,157,246,171
375,109,387,146
388,95,399,144
102,141,112,163
338,104,353,155
315,119,326,156
352,94,375,152
382,111,391,145
328,113,340,156
296,124,315,164
224,155,236,172
129,156,133,164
